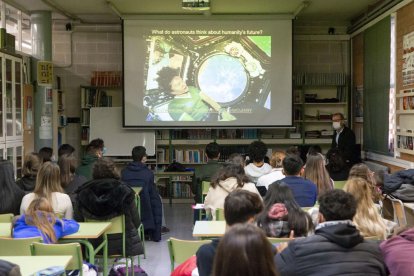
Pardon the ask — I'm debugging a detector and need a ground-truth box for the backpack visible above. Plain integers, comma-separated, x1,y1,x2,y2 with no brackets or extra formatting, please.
109,264,148,276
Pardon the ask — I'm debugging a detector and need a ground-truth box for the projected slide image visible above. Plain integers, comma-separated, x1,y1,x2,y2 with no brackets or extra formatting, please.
143,35,271,122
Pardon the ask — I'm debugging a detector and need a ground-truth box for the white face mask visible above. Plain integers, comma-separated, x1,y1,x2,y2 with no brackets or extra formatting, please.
332,122,341,130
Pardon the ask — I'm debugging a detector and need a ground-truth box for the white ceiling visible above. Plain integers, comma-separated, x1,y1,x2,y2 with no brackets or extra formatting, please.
5,0,391,25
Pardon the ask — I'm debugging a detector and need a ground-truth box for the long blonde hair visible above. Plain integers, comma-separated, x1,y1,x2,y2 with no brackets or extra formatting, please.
304,153,332,195
343,177,387,239
34,162,63,204
25,197,59,243
348,163,380,202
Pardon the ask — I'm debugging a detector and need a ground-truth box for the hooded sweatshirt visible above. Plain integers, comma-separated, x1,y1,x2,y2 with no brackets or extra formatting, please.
13,214,79,243
203,177,261,220
245,162,272,184
15,176,36,193
75,154,98,181
275,221,387,276
380,228,414,276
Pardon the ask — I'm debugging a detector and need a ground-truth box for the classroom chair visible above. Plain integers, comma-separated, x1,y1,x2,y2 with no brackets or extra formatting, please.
0,237,42,256
31,242,83,275
199,181,211,220
167,237,211,272
389,197,408,226
86,215,136,276
215,208,225,221
134,191,146,258
334,180,347,190
0,213,13,222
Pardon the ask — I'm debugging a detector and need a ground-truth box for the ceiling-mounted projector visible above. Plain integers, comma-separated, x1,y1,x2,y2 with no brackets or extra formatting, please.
182,0,210,11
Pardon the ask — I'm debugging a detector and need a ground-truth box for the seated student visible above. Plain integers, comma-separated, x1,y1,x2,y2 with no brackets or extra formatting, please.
272,154,317,207
343,177,388,239
275,189,387,276
197,190,263,276
20,162,73,219
58,154,87,203
38,147,53,163
212,224,278,276
75,138,105,181
325,148,350,181
380,226,414,276
58,143,75,159
348,163,381,203
121,146,163,242
257,181,313,238
256,151,286,192
204,159,261,220
193,142,222,203
0,160,25,215
13,197,79,242
75,158,144,257
304,153,333,196
244,141,272,185
16,153,41,193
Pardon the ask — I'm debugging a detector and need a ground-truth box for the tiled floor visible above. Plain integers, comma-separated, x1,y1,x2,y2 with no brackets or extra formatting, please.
138,203,195,276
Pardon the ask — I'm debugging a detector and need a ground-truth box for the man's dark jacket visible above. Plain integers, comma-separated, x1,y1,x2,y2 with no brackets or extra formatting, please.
121,161,162,241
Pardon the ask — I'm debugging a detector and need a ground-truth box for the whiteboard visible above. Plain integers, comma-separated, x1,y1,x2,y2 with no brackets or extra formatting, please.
90,107,155,156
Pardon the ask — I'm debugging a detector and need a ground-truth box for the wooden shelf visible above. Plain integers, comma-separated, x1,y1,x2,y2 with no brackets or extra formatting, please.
304,138,332,144
396,148,414,154
396,131,414,137
396,92,414,97
396,110,414,114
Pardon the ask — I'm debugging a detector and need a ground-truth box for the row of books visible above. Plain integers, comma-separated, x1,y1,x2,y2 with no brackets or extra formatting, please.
173,149,207,164
81,110,90,126
90,71,122,87
402,96,414,110
81,87,113,108
81,127,90,142
158,183,193,198
156,129,259,140
397,135,414,150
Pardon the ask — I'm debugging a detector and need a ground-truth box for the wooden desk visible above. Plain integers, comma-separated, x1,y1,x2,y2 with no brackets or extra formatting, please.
1,255,72,276
61,222,111,239
60,222,111,275
155,171,194,205
193,221,226,238
0,223,11,238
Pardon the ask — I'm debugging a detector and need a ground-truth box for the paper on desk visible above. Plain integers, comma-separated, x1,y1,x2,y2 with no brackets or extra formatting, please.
192,204,204,209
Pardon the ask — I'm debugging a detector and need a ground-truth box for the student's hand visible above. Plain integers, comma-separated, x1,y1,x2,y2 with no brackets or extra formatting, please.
276,230,295,253
276,242,289,253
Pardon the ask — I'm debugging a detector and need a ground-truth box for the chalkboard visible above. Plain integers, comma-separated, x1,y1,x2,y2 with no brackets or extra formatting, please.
90,107,155,156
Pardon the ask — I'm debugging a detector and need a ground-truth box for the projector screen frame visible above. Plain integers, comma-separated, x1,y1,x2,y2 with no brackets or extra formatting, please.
122,15,294,129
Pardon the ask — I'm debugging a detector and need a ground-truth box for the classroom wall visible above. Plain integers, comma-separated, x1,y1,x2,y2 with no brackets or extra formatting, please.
50,20,349,156
52,22,122,158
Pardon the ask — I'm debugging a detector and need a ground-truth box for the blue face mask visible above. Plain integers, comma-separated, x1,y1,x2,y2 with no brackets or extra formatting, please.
102,147,107,155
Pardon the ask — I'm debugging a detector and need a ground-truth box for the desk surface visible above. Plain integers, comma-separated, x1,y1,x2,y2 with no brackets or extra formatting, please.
61,222,112,239
193,221,226,237
0,223,11,238
1,255,72,276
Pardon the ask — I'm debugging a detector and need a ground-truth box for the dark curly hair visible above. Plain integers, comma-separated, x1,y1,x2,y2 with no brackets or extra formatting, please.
156,66,179,91
318,189,357,221
92,157,120,180
248,141,268,163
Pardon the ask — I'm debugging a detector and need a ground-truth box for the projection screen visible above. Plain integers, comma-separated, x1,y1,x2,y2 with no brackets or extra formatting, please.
123,18,292,128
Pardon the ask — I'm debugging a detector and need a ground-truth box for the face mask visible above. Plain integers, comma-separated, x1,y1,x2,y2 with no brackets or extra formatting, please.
102,147,107,155
332,122,341,130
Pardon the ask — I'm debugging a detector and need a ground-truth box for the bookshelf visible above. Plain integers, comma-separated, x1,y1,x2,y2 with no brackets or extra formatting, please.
293,73,349,146
52,76,67,155
395,88,414,155
0,52,24,178
80,85,122,146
